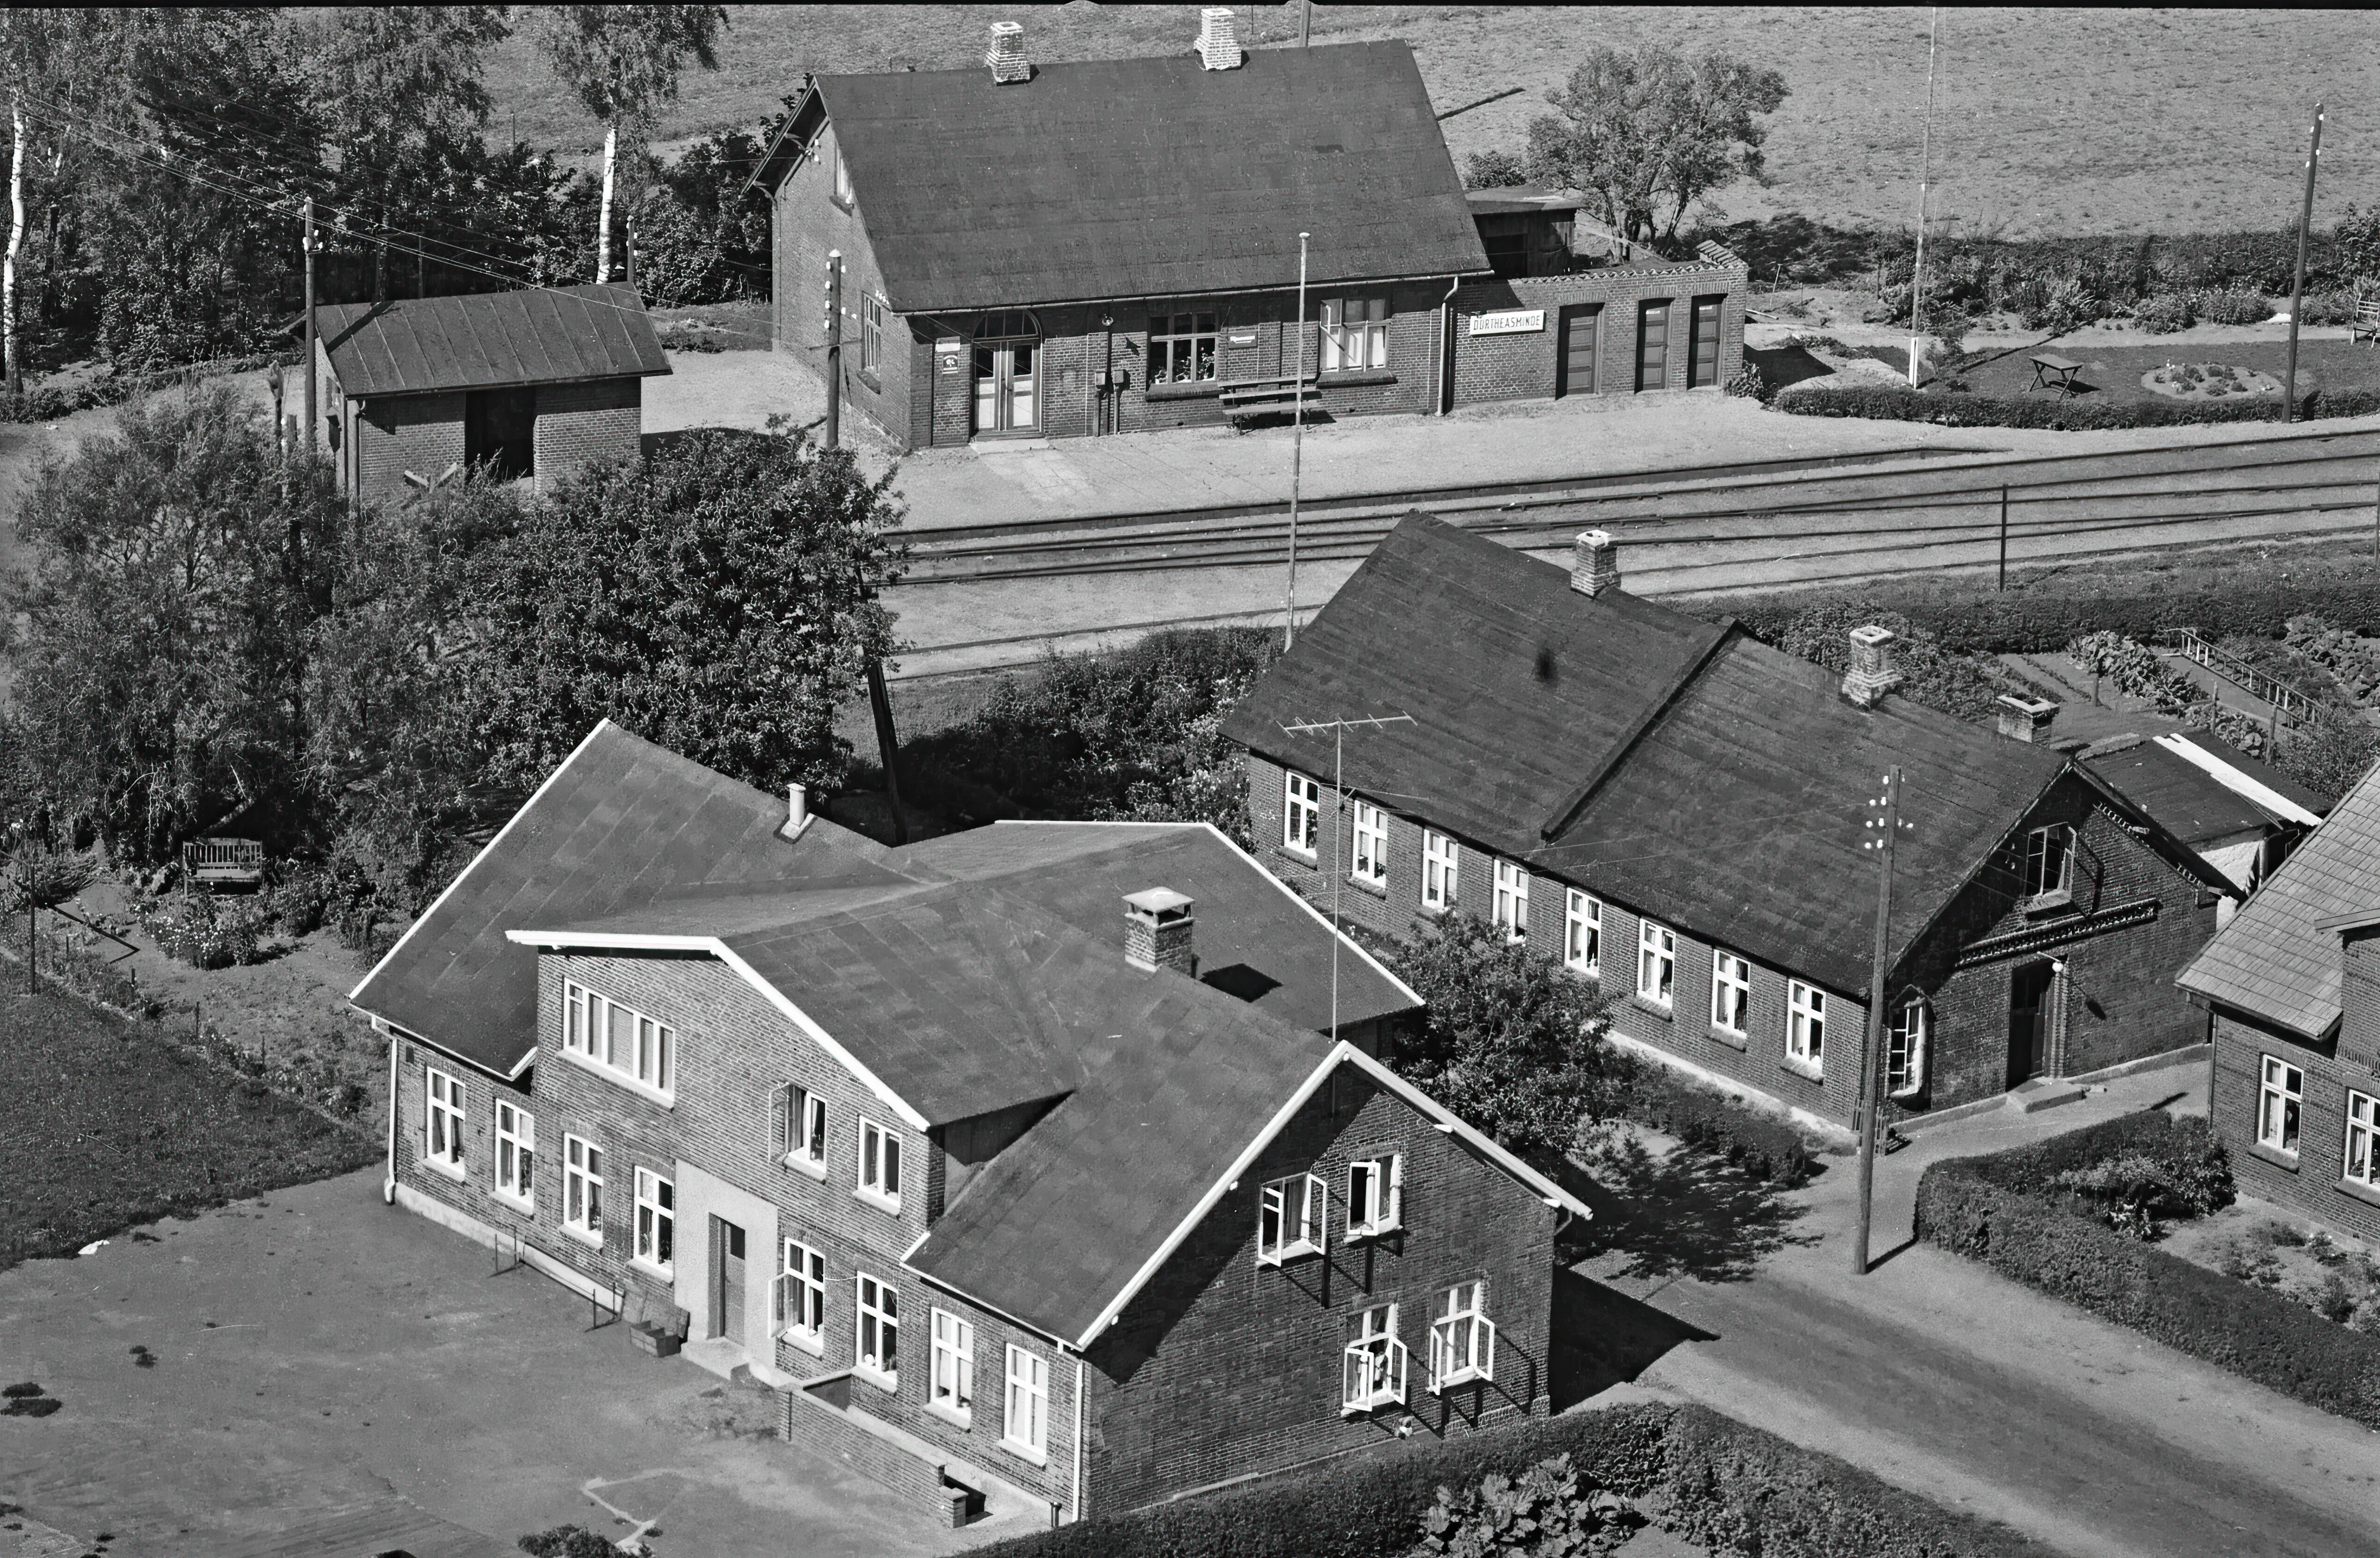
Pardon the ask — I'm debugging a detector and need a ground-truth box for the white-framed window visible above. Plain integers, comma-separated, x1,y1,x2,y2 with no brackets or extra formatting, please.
2020,824,2074,900
1637,918,1676,1007
1428,1280,1496,1391
1491,859,1529,944
1711,950,1751,1036
860,294,885,373
1320,297,1390,371
829,141,853,206
854,1273,899,1385
1887,999,1928,1097
1149,310,1219,384
1422,830,1458,911
1352,801,1388,886
2346,1091,2378,1188
425,1066,465,1175
1345,1154,1403,1239
1788,981,1827,1070
1565,889,1601,977
631,1168,675,1275
930,1308,975,1423
1284,770,1322,856
858,1117,903,1212
1341,1303,1407,1413
774,1083,829,1174
775,1240,828,1351
2259,1055,2303,1155
563,1134,604,1240
562,980,675,1099
1003,1345,1050,1460
494,1100,535,1207
1258,1172,1327,1264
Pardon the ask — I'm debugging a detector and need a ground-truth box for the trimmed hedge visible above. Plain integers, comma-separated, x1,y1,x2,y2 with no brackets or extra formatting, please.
1772,382,2380,430
972,1401,2041,1558
1915,1123,2380,1430
1617,1065,1815,1186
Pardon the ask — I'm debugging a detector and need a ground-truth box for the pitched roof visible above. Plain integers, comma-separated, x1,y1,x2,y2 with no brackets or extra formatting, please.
2178,758,2380,1037
2078,734,2283,847
1225,515,2076,993
774,41,1489,312
316,284,671,398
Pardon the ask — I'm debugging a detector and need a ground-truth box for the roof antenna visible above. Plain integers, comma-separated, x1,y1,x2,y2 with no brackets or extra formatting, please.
1280,712,1416,1044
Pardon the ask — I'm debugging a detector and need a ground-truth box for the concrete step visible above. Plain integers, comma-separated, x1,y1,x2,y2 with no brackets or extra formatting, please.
2012,1078,2090,1114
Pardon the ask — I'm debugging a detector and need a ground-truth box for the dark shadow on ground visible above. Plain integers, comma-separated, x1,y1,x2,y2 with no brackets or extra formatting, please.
1742,342,1834,392
1567,1135,1819,1284
1548,1267,1715,1411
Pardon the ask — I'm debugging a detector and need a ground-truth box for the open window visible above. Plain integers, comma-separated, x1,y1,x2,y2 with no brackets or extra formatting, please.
1887,997,1929,1099
464,388,535,482
1428,1280,1495,1390
1342,1304,1408,1414
1345,1154,1403,1239
2020,823,2075,906
1257,1172,1326,1264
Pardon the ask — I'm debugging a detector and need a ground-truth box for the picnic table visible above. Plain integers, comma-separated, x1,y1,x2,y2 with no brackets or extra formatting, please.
2028,352,2086,399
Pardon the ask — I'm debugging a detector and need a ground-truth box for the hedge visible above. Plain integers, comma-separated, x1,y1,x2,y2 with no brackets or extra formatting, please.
1915,1128,2380,1430
971,1400,2042,1558
1615,1065,1815,1186
1771,382,2380,430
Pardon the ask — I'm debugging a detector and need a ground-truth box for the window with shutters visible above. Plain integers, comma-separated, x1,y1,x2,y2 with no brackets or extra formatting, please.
423,1067,466,1180
773,1083,830,1178
858,1117,902,1213
930,1308,975,1425
1257,1172,1326,1264
775,1239,828,1353
1428,1280,1495,1390
1003,1345,1050,1462
1346,1154,1403,1239
1341,1303,1407,1413
494,1101,534,1210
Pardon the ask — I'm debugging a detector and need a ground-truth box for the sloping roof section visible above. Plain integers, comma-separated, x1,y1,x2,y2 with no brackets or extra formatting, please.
316,284,671,398
2179,759,2380,1038
2079,734,2278,847
794,41,1489,312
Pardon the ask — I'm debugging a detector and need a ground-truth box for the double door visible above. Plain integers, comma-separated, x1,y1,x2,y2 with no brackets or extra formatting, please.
972,339,1038,435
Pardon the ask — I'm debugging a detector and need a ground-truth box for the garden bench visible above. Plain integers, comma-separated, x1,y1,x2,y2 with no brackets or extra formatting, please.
2028,353,2086,399
2352,298,2380,347
1216,374,1320,429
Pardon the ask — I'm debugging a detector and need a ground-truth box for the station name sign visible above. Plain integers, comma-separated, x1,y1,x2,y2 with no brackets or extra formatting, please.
1468,309,1546,336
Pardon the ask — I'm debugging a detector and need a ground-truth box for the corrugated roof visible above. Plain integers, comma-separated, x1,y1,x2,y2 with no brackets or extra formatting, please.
792,41,1489,312
316,284,671,398
2178,759,2380,1037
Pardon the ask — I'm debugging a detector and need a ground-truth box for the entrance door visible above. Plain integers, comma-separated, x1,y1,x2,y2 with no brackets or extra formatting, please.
1688,296,1723,387
1557,305,1600,397
2008,961,2055,1086
464,388,535,480
971,340,1038,435
1636,300,1670,391
711,1216,746,1344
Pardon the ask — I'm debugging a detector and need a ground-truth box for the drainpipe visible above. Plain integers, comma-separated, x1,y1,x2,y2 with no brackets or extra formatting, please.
1435,275,1461,414
1070,1355,1085,1523
383,1030,399,1204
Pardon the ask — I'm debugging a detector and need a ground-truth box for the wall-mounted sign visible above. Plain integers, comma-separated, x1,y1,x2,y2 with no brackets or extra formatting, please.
936,338,964,374
1226,330,1259,346
1468,309,1547,336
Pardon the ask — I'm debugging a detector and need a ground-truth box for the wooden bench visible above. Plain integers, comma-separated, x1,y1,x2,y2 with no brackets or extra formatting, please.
1216,375,1320,429
2028,352,2086,399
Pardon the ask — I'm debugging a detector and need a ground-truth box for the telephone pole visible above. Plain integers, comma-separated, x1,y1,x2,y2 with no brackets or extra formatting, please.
302,196,319,456
823,248,843,451
1285,231,1310,649
1853,766,1908,1275
1279,712,1415,1041
2284,105,2324,425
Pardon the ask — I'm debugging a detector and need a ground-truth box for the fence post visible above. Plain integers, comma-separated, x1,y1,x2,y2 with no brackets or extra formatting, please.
1997,485,2009,592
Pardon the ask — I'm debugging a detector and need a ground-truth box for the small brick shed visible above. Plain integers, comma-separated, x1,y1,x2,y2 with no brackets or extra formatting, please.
313,283,670,507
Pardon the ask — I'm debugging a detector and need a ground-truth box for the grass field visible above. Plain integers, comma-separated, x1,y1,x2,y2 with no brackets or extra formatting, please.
1951,335,2380,406
482,5,2380,239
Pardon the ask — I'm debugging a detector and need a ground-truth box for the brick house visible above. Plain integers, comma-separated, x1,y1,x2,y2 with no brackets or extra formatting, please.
746,13,1744,451
1223,515,2233,1131
315,283,669,507
348,721,1588,1527
2071,728,2327,916
2178,761,2380,1243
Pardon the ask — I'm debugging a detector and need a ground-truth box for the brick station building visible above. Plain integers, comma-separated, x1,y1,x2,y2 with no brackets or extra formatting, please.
348,721,1590,1527
749,13,1746,450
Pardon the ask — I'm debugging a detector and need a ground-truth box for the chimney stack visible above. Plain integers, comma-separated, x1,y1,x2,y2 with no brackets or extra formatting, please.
1571,530,1621,597
1123,887,1196,976
1196,8,1244,69
1996,694,2060,743
1841,625,1903,708
786,782,810,836
986,21,1031,83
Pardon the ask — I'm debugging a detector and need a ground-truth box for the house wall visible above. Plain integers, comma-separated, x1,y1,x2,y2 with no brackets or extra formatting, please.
345,391,467,510
1449,263,1748,407
2210,1007,2380,1243
533,377,643,490
772,119,917,451
1083,1067,1557,1515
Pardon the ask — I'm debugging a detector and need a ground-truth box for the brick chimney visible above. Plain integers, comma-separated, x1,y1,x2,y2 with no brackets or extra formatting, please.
1571,530,1621,597
1196,8,1244,69
1841,625,1903,708
1996,694,2060,743
1123,888,1196,976
986,21,1031,83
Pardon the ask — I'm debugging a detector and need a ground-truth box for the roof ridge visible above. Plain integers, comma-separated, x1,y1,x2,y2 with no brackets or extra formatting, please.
1540,617,1739,842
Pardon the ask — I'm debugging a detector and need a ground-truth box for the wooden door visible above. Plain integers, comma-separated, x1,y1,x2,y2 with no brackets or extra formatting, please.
971,342,1039,435
2008,962,2055,1086
1557,305,1600,397
1689,297,1723,387
713,1216,747,1343
1636,301,1670,391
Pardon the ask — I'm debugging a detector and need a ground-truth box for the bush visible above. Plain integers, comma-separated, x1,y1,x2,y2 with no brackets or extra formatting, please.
2130,293,2196,333
131,890,270,969
2196,289,2274,326
1776,379,2380,430
1417,1452,1640,1555
1614,1065,1815,1186
1722,362,1768,400
2295,289,2363,327
517,1528,620,1558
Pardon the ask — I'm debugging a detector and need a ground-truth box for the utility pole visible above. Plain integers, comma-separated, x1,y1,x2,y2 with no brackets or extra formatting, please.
624,212,636,293
303,196,319,458
1853,767,1908,1276
1279,714,1416,1041
864,659,909,846
823,248,842,451
1907,8,1942,387
1300,0,1312,47
2284,105,2324,425
1285,231,1310,649
1997,485,2009,591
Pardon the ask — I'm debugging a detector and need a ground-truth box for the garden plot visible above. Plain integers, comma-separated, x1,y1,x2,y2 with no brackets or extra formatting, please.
2161,1201,2380,1333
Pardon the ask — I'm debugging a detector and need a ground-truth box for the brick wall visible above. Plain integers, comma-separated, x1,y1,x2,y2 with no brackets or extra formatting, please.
2211,1009,2380,1243
774,120,915,451
1449,261,1747,409
2342,931,2380,1072
349,391,466,509
533,377,642,490
1083,1068,1556,1515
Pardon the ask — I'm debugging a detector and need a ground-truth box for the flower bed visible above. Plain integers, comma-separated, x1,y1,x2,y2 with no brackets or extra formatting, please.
2141,362,2283,401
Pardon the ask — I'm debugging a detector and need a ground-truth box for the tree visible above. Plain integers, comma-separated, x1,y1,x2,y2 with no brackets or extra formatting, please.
1461,148,1530,190
533,5,727,285
1524,46,1786,250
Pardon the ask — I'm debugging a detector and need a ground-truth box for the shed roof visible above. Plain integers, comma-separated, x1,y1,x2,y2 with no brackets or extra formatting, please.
316,284,671,398
2079,734,2279,847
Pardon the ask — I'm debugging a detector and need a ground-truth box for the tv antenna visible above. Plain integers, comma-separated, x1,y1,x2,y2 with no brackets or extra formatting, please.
1280,712,1416,1042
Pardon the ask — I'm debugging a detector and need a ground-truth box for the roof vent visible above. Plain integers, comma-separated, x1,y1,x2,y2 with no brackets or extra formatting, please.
1996,694,2060,743
986,21,1031,83
783,782,811,838
1841,625,1903,709
1123,887,1196,976
1571,530,1620,597
1197,8,1244,70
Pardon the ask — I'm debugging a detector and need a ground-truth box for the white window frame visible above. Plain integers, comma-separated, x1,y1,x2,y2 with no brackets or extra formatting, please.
2259,1054,2303,1156
562,1133,604,1245
1422,830,1458,911
857,1116,904,1213
561,979,675,1103
1788,981,1827,1071
423,1066,466,1180
494,1100,535,1210
829,141,853,206
1637,918,1676,1008
1351,801,1388,886
775,1239,828,1354
1565,889,1601,977
854,1272,899,1388
2345,1090,2378,1188
1429,1280,1496,1391
1491,859,1529,944
1341,1303,1408,1414
1320,297,1390,371
775,1083,830,1179
632,1167,675,1277
1345,1154,1403,1239
1257,1172,1327,1264
861,293,885,374
1887,999,1928,1098
1710,950,1751,1037
929,1308,975,1425
1003,1344,1050,1463
1284,770,1322,856
2020,823,2074,901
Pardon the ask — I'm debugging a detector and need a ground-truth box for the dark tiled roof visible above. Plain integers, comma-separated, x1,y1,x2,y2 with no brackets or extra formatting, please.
792,42,1489,312
316,284,671,398
2079,735,2277,846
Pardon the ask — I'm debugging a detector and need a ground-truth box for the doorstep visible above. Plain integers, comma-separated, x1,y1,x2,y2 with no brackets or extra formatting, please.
2010,1077,2091,1114
682,1336,749,1381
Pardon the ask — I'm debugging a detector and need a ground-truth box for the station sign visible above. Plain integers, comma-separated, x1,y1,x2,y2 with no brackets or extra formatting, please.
1468,309,1547,336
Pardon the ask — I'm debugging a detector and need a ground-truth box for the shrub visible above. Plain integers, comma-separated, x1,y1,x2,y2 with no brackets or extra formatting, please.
1722,363,1767,400
131,890,270,969
2196,289,2274,326
1416,1452,1641,1556
1614,1065,1814,1186
2130,293,2196,333
2296,289,2362,327
517,1528,620,1558
1772,381,2289,430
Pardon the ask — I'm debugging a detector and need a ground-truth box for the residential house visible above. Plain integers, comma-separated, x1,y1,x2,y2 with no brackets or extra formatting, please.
1224,515,2233,1131
348,721,1586,1527
2070,727,2327,916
